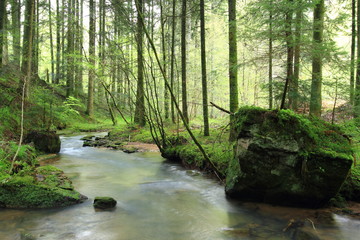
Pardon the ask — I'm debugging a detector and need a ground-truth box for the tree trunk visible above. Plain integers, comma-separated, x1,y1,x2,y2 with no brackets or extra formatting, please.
309,0,324,117
268,0,273,109
48,0,55,83
292,3,302,111
228,0,239,141
66,0,74,97
200,0,209,136
281,0,294,110
10,0,21,68
351,0,356,105
160,0,169,120
55,0,61,84
0,0,6,68
86,0,95,117
20,0,35,98
181,0,189,124
170,0,176,123
134,0,146,126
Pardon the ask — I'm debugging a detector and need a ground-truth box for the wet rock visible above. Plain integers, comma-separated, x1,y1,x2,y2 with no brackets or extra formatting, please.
226,107,353,208
93,197,117,209
80,135,95,141
293,228,321,240
24,131,61,153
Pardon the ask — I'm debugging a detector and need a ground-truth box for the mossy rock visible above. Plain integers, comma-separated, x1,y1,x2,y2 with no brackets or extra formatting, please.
24,131,61,153
0,165,87,208
226,107,353,208
93,197,117,209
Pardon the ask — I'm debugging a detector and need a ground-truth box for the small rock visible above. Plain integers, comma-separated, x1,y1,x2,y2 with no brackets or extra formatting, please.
93,197,117,209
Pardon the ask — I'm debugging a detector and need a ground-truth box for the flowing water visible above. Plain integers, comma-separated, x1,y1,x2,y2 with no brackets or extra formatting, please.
1,135,360,240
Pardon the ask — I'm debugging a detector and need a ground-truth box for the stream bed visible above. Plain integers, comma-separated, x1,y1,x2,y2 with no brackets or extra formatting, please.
1,135,360,240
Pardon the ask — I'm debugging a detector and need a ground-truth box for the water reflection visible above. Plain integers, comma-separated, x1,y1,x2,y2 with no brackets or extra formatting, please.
0,135,360,239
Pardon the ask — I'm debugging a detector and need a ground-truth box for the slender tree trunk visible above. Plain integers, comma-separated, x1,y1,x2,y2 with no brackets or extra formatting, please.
351,0,356,105
66,0,74,97
134,0,146,126
10,0,21,68
86,0,95,117
309,0,324,117
31,0,39,77
0,0,6,68
48,0,55,83
20,0,35,98
268,1,273,109
181,0,189,124
200,0,209,136
281,0,294,109
228,0,239,141
160,0,169,120
170,0,176,123
356,0,360,115
55,0,61,84
292,3,302,111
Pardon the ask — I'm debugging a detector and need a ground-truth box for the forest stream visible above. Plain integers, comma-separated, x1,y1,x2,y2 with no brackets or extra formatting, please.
1,135,360,240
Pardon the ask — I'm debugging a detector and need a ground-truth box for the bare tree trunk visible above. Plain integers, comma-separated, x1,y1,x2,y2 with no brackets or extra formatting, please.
268,0,273,109
21,0,35,98
86,0,95,117
228,0,239,141
292,3,302,111
10,0,21,68
134,0,146,126
170,0,176,123
181,0,189,124
48,0,55,83
351,0,356,105
281,0,294,110
55,0,61,83
66,0,74,97
310,0,324,117
0,0,7,68
200,0,209,136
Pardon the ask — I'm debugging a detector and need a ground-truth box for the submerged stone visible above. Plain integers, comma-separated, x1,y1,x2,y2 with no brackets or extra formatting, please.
225,107,353,208
93,197,117,209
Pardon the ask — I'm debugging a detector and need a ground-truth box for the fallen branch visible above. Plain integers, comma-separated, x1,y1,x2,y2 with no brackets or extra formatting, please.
210,102,233,115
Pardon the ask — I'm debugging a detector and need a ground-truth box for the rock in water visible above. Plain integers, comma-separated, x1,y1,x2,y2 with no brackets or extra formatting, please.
225,107,353,208
24,131,61,153
93,197,117,209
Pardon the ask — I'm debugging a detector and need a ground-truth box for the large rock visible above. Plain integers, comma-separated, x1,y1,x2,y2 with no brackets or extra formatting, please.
0,165,87,208
225,107,353,208
24,131,61,153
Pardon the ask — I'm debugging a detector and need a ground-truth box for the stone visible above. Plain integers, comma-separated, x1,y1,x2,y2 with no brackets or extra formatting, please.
24,131,61,153
93,197,117,209
225,107,353,208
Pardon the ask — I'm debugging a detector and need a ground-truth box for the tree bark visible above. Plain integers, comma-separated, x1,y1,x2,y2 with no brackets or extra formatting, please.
268,0,273,109
351,0,356,105
86,0,95,117
10,0,21,68
48,0,55,83
55,0,61,84
66,0,75,97
200,0,209,136
309,0,324,117
0,0,6,68
292,3,302,111
134,0,146,126
170,0,176,123
181,0,189,124
20,0,35,98
281,0,294,110
228,0,239,141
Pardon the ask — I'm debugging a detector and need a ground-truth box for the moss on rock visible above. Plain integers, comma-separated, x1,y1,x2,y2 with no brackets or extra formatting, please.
226,107,354,208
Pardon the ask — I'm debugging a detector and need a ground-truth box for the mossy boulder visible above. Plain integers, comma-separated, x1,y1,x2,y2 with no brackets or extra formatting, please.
93,197,117,209
225,107,353,208
24,131,61,153
0,165,87,208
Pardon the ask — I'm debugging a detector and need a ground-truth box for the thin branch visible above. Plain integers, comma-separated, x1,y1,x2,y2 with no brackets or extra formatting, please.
210,102,233,115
